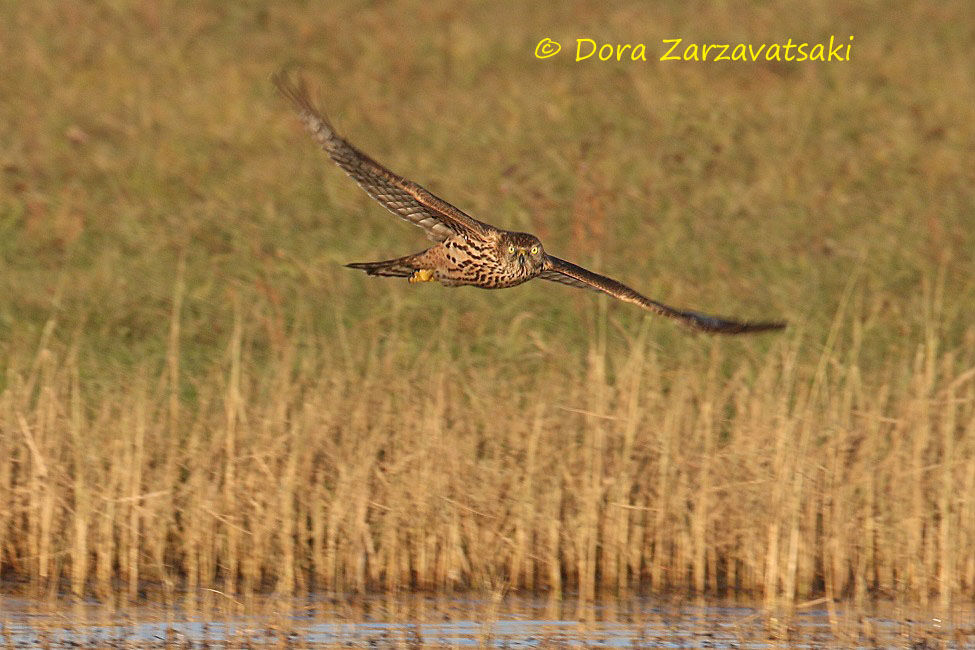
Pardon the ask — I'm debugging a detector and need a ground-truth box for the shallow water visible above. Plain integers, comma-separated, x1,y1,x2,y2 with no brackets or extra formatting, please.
1,593,971,648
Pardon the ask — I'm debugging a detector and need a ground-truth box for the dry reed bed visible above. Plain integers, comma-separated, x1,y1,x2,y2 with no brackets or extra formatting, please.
2,295,974,609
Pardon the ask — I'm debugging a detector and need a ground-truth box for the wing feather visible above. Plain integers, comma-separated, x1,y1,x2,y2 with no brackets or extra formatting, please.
273,71,495,242
540,256,786,334
537,269,594,290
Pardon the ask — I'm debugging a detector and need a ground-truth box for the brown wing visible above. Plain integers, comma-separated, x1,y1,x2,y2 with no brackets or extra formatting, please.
540,256,786,334
537,269,593,290
273,71,496,243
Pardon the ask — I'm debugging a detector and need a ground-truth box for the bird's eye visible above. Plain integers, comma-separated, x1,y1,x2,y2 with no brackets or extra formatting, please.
530,246,539,255
507,245,515,254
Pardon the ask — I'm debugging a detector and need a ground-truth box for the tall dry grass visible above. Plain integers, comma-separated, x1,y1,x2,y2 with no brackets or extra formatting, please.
2,275,973,608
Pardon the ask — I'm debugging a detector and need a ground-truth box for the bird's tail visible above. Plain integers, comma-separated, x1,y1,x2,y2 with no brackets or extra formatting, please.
346,255,419,278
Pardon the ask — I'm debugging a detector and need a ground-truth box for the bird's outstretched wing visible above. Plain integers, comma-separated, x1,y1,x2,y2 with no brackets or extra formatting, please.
273,71,496,242
540,256,786,334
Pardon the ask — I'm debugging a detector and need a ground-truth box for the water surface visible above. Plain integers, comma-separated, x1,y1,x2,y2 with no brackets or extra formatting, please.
1,593,970,647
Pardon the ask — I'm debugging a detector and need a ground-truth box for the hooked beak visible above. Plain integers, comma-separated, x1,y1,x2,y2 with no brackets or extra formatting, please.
517,252,526,266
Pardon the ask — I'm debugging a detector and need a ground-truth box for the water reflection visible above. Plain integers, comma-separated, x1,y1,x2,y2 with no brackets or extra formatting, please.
0,593,969,647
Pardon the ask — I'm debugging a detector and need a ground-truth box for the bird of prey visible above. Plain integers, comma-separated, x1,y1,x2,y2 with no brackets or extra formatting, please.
273,72,785,334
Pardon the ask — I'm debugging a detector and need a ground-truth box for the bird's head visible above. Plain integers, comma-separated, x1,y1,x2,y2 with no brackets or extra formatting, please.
500,232,545,274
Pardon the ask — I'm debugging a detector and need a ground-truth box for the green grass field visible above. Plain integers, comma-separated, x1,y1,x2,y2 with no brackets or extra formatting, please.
1,1,973,607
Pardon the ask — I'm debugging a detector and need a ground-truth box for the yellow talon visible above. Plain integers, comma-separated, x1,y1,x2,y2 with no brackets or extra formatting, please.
409,269,435,283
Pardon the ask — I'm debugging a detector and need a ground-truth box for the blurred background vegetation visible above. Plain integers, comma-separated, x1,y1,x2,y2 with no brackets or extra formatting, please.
1,0,971,377
0,1,973,604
